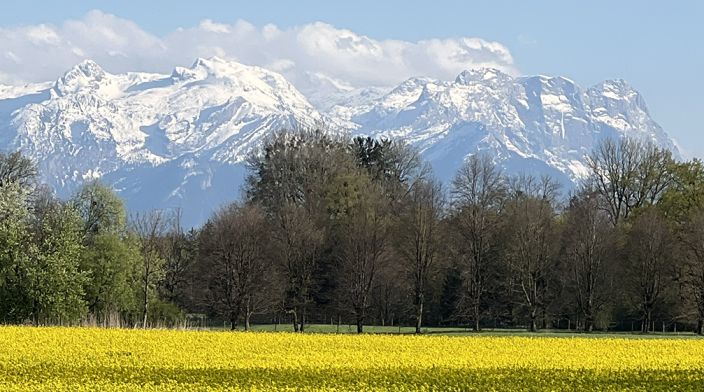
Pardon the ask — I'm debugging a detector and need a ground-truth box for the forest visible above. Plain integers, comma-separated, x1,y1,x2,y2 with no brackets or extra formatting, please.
1,129,704,334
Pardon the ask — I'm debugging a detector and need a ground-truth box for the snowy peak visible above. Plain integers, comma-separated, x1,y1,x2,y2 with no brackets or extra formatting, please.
64,59,107,81
455,68,512,86
186,56,292,91
592,78,637,96
588,79,648,113
54,60,109,95
186,56,253,80
166,56,317,116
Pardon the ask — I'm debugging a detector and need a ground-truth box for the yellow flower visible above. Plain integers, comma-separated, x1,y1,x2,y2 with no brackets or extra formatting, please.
0,326,702,391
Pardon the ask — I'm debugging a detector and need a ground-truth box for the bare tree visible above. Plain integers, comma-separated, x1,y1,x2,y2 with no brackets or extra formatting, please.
659,160,704,334
370,265,406,327
395,179,443,334
159,209,196,307
199,203,274,330
625,208,674,333
448,154,506,331
587,137,673,226
132,209,171,327
674,210,704,334
504,175,560,332
335,180,391,333
271,204,325,332
562,189,615,331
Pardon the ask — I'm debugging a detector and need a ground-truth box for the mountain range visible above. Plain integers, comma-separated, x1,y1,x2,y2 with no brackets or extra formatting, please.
0,57,679,226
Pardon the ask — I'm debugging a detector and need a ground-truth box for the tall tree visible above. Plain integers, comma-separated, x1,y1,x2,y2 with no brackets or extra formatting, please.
27,200,87,324
659,159,704,334
395,179,443,334
273,204,325,332
561,189,615,331
0,152,37,322
132,210,172,328
448,155,506,331
625,208,674,333
331,176,391,333
504,175,560,332
199,203,274,330
73,182,139,326
0,182,33,322
160,211,197,308
0,154,86,324
80,233,141,326
678,211,704,335
246,129,349,332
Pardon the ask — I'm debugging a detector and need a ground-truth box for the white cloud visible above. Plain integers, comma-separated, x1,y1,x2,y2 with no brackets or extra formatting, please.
0,10,517,92
199,20,231,34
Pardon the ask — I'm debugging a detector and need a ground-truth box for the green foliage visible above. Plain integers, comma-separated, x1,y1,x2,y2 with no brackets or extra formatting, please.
246,128,350,211
659,159,704,224
26,202,87,324
0,183,33,322
351,136,425,203
0,151,37,189
0,182,88,324
146,298,185,327
80,233,141,324
5,137,704,334
72,181,127,238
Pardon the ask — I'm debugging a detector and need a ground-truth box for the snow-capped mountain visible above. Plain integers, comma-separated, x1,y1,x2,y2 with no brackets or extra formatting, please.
0,57,323,225
331,68,679,186
0,59,679,227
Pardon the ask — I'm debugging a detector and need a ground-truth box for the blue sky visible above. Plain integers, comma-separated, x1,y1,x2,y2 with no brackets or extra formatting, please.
1,0,702,156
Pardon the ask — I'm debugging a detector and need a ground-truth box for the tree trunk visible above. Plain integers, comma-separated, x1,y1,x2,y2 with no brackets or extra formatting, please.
641,308,652,334
697,319,704,336
415,299,423,334
142,294,149,329
473,302,480,332
529,308,537,332
244,298,251,331
230,315,237,331
291,309,299,332
584,315,594,332
299,309,305,333
355,306,365,334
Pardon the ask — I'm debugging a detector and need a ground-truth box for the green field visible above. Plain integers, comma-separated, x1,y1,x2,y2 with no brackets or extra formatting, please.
214,323,702,339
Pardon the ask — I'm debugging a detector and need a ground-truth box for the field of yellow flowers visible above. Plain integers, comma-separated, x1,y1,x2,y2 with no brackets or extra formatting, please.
0,326,703,391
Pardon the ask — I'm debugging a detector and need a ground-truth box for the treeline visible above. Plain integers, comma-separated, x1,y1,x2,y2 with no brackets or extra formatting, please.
2,131,704,334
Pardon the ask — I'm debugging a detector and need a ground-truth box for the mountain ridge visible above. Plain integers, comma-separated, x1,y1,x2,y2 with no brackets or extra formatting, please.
0,57,679,226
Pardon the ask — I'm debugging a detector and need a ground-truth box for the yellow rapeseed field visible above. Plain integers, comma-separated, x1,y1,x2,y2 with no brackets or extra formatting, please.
0,326,703,391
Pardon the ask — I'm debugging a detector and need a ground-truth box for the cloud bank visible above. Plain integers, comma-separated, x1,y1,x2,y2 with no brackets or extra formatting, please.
0,10,516,92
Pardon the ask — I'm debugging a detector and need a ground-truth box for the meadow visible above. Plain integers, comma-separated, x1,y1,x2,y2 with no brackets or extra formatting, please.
0,326,703,391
